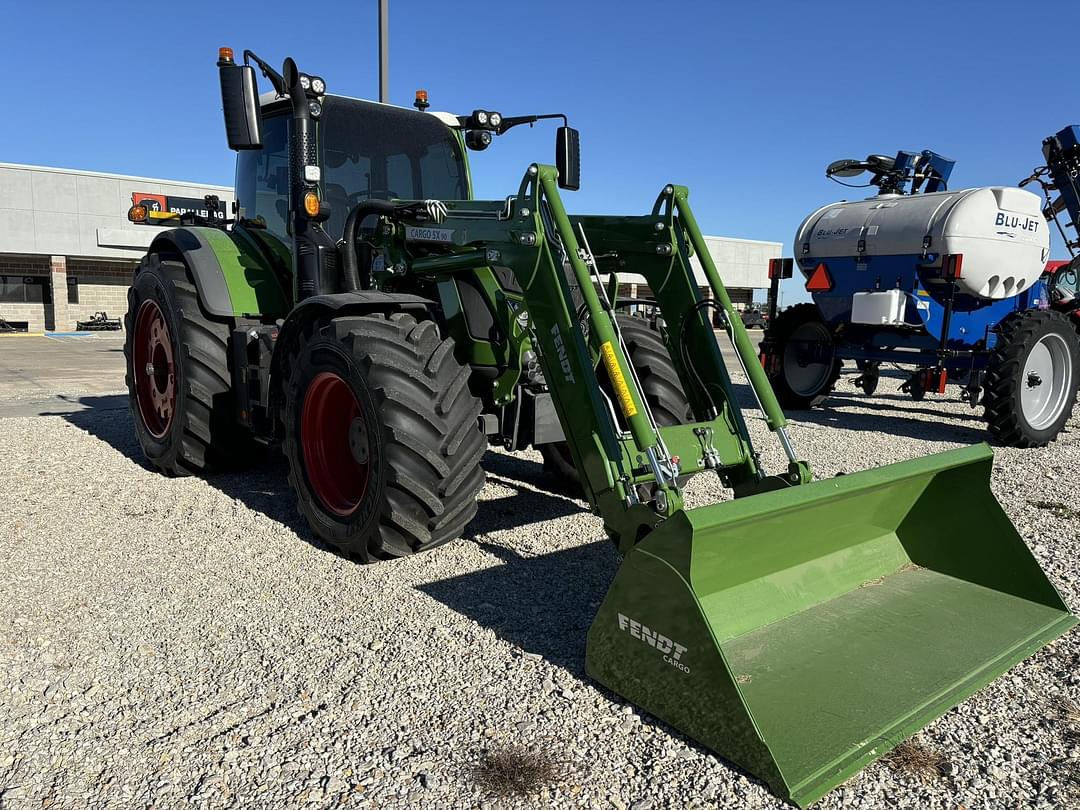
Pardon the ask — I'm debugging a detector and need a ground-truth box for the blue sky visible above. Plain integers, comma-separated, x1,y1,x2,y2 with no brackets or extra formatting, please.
4,1,1078,304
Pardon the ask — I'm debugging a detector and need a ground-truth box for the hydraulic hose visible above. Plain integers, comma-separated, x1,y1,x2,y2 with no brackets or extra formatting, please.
341,199,396,291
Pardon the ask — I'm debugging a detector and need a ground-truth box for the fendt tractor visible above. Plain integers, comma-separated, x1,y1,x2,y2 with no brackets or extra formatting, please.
760,148,1080,447
123,48,1075,807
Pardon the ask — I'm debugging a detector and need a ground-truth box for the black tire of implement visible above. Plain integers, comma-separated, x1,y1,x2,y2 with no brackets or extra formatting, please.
764,302,841,409
983,309,1080,448
907,374,926,401
540,314,692,489
124,255,257,475
282,312,486,561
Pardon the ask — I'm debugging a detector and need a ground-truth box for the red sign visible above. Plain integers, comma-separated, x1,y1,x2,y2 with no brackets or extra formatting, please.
805,263,833,292
132,192,168,212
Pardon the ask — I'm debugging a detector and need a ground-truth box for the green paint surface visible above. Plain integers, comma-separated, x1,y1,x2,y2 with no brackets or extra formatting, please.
587,444,1076,807
199,227,289,316
725,565,1070,804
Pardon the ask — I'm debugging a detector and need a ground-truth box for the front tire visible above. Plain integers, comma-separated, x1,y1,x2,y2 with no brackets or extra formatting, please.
764,303,841,408
124,255,256,475
282,312,486,561
984,310,1079,447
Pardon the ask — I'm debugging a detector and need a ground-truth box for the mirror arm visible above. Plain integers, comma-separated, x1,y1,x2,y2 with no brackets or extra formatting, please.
496,113,568,136
243,49,287,97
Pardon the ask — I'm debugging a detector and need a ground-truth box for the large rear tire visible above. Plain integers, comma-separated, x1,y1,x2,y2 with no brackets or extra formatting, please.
124,255,256,475
540,314,691,490
282,312,486,561
984,309,1079,447
764,303,841,409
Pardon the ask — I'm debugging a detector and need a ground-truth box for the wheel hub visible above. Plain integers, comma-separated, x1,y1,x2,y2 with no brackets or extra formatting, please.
783,321,835,397
133,300,176,439
301,372,371,517
348,416,369,465
1020,334,1073,430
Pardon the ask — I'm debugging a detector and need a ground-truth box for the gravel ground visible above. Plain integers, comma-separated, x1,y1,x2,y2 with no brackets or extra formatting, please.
1,368,1078,809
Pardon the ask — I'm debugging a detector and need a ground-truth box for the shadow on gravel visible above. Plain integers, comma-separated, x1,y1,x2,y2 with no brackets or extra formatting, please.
419,539,618,676
58,400,314,539
726,378,992,445
54,397,588,556
791,393,990,444
418,524,777,796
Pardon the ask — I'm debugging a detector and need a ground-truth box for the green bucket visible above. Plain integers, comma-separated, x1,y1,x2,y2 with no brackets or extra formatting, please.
586,443,1075,807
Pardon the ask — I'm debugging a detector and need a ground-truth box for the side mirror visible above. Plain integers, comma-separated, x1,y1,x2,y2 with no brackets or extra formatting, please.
556,126,580,191
825,158,866,178
219,60,263,150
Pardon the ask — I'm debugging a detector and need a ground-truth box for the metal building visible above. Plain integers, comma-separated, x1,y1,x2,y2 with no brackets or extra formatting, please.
0,163,232,332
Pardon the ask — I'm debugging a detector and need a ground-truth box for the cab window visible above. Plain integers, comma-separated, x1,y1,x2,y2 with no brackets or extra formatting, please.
235,113,290,241
321,96,467,241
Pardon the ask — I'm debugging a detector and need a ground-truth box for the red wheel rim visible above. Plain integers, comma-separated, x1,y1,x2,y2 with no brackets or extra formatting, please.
301,372,370,517
133,300,176,439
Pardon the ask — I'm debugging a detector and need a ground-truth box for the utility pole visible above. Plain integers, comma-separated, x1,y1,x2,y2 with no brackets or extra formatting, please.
378,0,389,103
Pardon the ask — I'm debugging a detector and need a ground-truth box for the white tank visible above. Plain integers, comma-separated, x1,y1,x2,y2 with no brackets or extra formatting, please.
795,187,1050,300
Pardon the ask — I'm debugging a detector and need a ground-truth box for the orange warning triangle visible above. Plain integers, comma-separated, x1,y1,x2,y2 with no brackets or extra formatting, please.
805,263,832,292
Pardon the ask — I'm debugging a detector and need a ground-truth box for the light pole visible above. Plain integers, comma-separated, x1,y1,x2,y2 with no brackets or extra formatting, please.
378,0,389,103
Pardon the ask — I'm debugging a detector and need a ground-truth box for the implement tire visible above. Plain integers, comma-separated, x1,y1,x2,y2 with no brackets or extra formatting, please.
765,302,840,409
282,312,486,561
984,309,1079,448
125,255,257,475
540,314,691,490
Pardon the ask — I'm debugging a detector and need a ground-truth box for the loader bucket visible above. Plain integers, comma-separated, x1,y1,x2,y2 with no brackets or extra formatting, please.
587,444,1075,807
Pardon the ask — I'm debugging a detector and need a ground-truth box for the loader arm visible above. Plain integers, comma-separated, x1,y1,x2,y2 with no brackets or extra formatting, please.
386,164,808,549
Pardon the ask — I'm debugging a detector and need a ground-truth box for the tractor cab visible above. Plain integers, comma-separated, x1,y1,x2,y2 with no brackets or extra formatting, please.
219,46,578,305
235,94,470,245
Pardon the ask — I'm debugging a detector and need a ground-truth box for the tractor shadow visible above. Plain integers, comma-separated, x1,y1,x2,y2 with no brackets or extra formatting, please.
421,538,618,674
417,520,776,794
52,397,612,673
56,398,315,535
52,396,584,553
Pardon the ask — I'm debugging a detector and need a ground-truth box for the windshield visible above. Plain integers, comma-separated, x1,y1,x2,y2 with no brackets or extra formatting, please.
320,96,468,240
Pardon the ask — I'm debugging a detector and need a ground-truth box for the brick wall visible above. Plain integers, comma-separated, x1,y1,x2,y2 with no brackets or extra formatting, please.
0,302,47,333
0,256,50,274
0,256,50,331
67,259,135,328
0,255,137,332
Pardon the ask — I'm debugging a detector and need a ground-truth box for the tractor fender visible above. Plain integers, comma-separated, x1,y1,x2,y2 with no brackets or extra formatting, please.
268,291,437,420
143,227,289,319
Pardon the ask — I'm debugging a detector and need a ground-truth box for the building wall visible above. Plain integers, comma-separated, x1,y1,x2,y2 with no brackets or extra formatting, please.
617,235,782,293
67,260,136,326
0,163,231,262
0,163,230,332
692,237,783,289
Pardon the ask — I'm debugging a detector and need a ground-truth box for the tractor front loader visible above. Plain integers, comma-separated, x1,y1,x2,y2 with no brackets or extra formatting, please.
123,48,1076,807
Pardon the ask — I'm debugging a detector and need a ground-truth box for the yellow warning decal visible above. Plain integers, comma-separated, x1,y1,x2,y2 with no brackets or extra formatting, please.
601,341,638,418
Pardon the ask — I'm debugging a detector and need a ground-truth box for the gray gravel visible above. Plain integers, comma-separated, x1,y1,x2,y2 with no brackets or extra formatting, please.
1,367,1078,809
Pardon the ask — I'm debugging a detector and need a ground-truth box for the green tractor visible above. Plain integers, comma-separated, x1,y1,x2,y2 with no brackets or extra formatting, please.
124,47,1075,807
